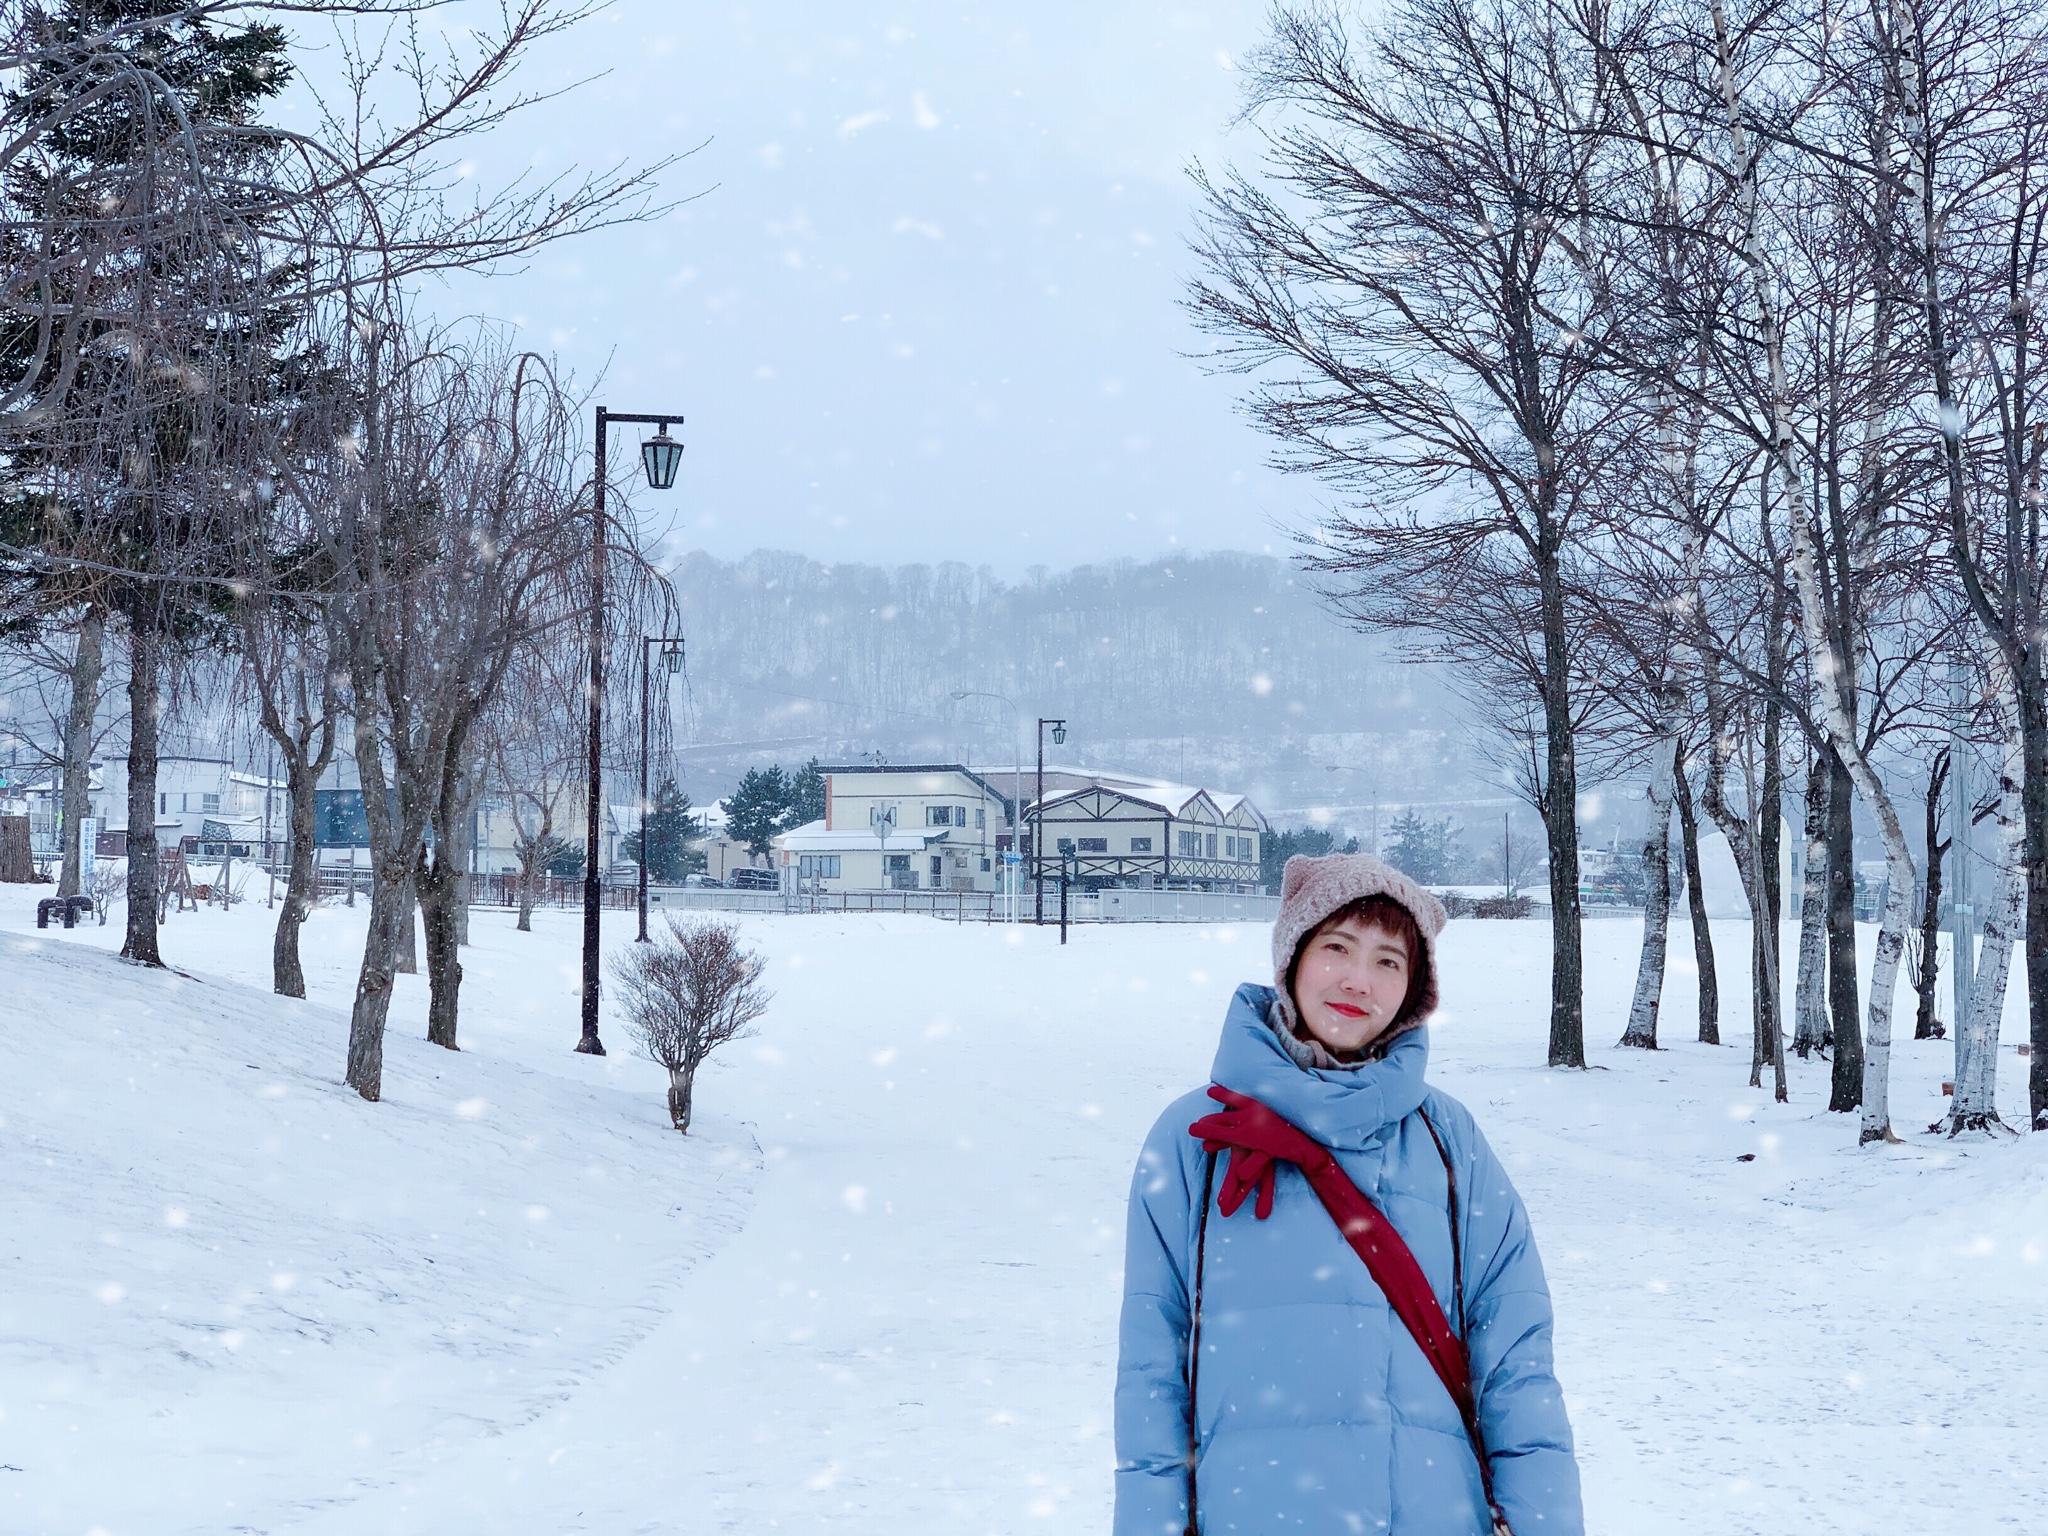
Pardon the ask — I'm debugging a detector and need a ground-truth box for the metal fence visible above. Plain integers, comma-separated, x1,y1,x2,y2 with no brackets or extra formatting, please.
641,884,1282,924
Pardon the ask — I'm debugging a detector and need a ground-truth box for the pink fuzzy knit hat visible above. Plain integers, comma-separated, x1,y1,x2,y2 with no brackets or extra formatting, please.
1271,852,1449,1036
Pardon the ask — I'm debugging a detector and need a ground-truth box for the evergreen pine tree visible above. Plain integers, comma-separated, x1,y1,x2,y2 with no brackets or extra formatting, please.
724,765,790,857
786,759,826,827
637,777,701,881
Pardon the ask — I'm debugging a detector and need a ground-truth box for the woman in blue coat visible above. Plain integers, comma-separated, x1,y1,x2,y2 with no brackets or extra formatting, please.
1115,853,1582,1535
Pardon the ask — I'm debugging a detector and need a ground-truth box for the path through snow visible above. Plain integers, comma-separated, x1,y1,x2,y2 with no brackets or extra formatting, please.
3,893,2043,1533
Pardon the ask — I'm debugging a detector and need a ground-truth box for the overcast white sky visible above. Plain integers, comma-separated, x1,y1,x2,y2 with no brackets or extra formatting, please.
286,2,1326,573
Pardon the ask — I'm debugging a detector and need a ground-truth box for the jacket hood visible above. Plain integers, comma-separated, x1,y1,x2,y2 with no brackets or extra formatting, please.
1210,982,1430,1152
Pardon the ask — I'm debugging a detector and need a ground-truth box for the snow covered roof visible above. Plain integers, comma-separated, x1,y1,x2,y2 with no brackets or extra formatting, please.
1017,767,1267,828
774,817,937,853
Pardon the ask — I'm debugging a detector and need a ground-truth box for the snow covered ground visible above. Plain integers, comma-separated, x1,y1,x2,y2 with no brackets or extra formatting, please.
3,887,2043,1534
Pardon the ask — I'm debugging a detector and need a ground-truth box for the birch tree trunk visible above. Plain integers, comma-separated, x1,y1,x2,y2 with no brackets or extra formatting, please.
1754,599,1788,1093
1711,0,1901,1134
1793,756,1830,1056
1784,514,1915,1141
1824,751,1864,1108
1621,726,1679,1048
1945,710,2020,1134
57,610,105,899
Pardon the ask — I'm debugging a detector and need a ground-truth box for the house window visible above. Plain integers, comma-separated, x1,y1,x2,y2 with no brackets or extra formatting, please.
202,793,220,814
980,857,991,872
1077,837,1107,853
1056,837,1075,854
1207,833,1218,858
928,805,965,827
798,854,841,879
975,807,986,829
1178,830,1200,856
930,855,943,886
1130,837,1153,854
1241,835,1256,860
159,792,168,814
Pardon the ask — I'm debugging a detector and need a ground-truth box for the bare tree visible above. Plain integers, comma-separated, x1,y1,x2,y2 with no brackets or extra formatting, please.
481,626,582,931
610,915,770,1133
300,314,587,1097
237,592,344,997
1191,0,1631,1066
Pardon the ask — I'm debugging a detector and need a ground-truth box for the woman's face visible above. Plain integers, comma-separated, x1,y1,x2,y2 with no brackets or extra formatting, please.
1291,914,1412,1057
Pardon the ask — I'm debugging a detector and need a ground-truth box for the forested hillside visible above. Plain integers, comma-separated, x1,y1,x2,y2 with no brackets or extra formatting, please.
666,549,1481,820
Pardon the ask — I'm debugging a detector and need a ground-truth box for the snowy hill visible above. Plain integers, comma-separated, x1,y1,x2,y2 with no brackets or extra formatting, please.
0,913,758,1534
4,890,2046,1533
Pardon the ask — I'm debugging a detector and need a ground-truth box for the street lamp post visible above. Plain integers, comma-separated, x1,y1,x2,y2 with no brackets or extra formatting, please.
578,405,685,1057
1034,716,1066,925
638,635,686,944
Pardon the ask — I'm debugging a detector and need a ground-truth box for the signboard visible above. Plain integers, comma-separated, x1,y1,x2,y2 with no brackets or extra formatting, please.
314,789,370,848
78,816,97,855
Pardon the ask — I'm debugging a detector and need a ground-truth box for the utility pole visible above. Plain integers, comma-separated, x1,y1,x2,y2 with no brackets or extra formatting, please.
1034,717,1066,924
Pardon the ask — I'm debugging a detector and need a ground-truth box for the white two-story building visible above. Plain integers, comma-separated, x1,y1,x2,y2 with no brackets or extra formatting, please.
773,764,1015,893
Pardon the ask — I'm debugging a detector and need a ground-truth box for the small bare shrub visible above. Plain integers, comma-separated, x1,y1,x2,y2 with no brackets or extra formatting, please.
609,916,770,1133
85,858,122,925
1474,894,1533,920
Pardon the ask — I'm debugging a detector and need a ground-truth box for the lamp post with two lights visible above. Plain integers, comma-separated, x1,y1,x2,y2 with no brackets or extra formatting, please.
638,635,686,944
577,408,685,1057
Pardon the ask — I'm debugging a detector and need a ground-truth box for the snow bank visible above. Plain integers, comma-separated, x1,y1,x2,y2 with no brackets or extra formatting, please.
0,905,759,1534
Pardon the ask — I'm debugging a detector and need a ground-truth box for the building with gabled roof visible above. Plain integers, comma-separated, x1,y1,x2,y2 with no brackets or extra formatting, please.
1025,767,1268,891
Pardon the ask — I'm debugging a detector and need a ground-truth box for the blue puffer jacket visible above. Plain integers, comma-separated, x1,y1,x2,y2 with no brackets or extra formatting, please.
1115,984,1582,1535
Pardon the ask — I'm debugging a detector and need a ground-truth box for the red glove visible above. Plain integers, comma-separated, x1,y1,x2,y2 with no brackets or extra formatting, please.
1188,1084,1333,1219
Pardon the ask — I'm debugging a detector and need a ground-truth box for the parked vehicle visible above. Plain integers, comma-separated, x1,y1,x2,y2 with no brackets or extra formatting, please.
728,867,778,892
